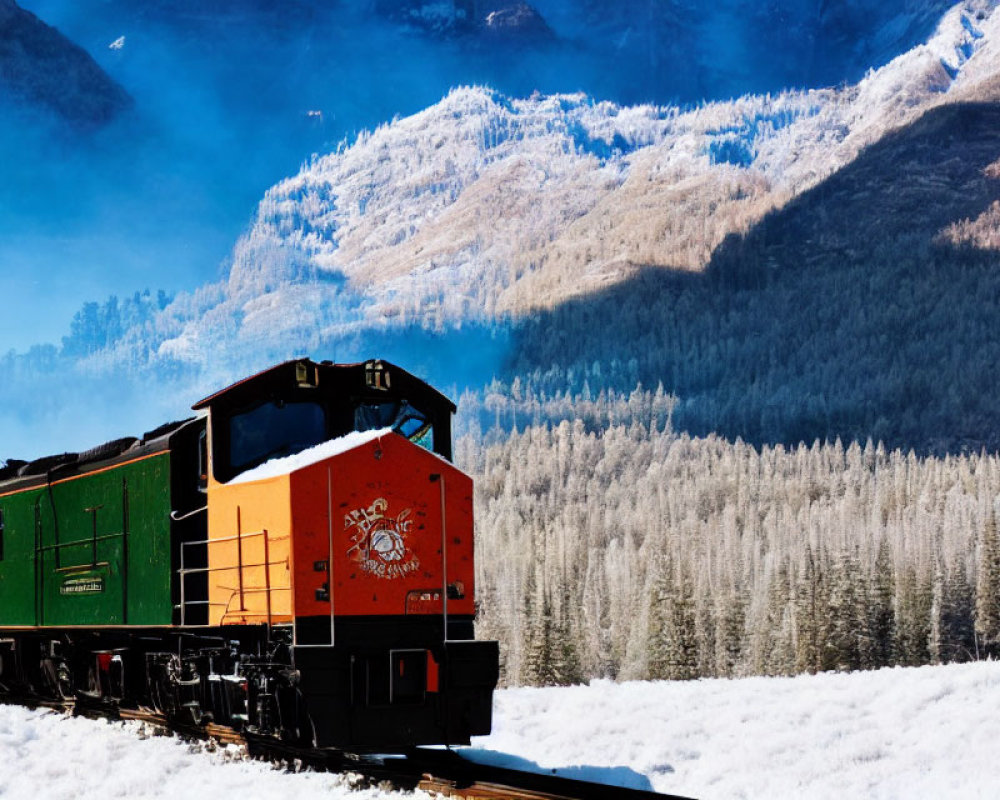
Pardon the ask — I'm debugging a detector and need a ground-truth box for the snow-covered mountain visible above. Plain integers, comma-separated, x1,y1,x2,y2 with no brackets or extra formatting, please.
0,0,973,355
151,1,1000,364
3,1,1000,459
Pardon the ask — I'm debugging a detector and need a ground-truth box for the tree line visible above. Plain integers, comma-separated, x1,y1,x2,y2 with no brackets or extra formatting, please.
458,402,1000,686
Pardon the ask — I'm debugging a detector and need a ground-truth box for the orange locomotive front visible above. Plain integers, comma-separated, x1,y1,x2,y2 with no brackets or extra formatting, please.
191,359,498,748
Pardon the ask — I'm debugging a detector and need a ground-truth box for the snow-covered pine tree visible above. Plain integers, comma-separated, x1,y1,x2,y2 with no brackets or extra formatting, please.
942,561,975,662
795,545,829,674
712,573,747,676
868,538,896,668
974,507,1000,657
647,557,699,680
825,550,864,671
894,564,931,667
929,556,944,665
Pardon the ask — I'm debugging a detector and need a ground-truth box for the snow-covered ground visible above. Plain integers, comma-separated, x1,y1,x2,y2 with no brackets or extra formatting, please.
478,661,1000,798
2,661,998,799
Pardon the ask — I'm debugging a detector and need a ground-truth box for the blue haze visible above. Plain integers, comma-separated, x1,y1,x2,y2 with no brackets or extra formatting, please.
2,0,950,350
0,0,956,458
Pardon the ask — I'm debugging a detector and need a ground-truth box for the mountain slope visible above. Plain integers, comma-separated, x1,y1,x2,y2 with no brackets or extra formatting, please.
153,3,998,353
0,0,972,354
2,1,1000,459
0,0,130,124
511,96,1000,452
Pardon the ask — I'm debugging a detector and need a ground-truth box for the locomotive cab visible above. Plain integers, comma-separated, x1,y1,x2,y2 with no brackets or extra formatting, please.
200,358,454,485
190,359,498,748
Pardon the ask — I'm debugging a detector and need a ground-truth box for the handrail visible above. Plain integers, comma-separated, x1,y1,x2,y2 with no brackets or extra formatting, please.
177,588,291,608
180,531,290,547
178,559,287,577
170,505,207,522
36,531,123,553
177,527,287,628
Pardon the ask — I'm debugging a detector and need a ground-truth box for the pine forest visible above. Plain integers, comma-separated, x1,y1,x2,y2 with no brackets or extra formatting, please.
459,388,1000,686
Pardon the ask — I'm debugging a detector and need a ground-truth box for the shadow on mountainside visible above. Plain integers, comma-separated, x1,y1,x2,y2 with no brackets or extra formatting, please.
509,100,1000,455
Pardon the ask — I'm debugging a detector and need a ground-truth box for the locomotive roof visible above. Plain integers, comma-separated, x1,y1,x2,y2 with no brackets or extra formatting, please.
192,358,456,413
0,360,453,492
0,417,203,492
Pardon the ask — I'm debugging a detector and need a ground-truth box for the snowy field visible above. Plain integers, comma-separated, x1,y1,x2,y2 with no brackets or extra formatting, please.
2,661,999,799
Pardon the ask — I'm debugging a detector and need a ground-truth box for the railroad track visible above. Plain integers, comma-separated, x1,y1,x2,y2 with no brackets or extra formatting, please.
1,694,696,800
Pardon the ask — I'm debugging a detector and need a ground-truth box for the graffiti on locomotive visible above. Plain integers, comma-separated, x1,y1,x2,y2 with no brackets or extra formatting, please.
345,497,420,579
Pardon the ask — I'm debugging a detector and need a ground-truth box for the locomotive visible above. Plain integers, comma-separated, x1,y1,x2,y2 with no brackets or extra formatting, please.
0,359,499,749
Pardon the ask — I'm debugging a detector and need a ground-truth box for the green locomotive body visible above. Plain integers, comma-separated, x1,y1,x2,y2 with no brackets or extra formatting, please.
0,420,205,630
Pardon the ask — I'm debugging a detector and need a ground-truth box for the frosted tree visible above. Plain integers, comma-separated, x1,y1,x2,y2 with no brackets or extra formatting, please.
894,565,931,667
464,404,1000,685
753,559,795,676
648,559,699,681
795,546,829,674
942,562,975,662
825,551,864,671
975,508,1000,658
928,558,945,666
868,538,896,668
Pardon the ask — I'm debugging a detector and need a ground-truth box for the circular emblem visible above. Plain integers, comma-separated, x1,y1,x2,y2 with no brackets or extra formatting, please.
345,497,419,579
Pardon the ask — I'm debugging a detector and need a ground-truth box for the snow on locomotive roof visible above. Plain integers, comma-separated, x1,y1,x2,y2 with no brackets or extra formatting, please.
227,427,393,485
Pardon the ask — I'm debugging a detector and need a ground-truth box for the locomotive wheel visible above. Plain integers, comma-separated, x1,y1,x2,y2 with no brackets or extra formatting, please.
146,653,204,725
147,654,179,715
38,642,75,701
41,658,74,700
0,649,12,694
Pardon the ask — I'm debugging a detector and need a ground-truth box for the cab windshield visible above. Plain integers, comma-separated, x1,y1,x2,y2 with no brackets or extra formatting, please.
355,400,434,452
229,400,327,473
225,397,435,479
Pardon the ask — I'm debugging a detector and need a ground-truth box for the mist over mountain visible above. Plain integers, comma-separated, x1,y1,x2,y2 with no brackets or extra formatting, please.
2,0,999,461
0,0,130,124
1,0,959,352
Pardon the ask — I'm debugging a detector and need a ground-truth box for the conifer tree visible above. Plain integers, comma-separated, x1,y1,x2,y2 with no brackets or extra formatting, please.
825,550,863,671
694,589,718,677
868,538,896,668
795,546,829,673
758,560,795,675
942,562,976,662
554,587,584,686
929,558,944,665
647,568,672,681
523,588,558,687
648,559,699,680
714,591,746,678
894,564,931,666
975,508,1000,657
